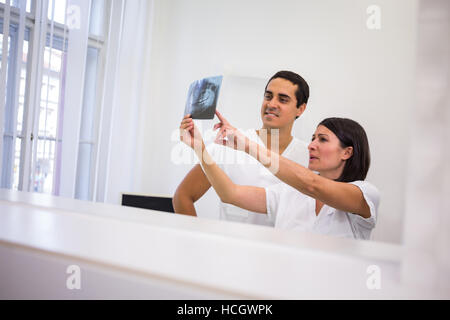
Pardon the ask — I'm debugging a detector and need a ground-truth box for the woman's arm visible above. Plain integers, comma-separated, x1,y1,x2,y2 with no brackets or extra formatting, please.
251,143,371,218
198,146,267,213
214,111,371,219
180,115,267,214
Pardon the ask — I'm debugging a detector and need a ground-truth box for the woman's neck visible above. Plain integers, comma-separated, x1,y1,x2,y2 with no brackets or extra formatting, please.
318,166,345,181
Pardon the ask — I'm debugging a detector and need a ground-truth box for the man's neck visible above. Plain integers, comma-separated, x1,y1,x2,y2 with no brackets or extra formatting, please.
256,127,293,155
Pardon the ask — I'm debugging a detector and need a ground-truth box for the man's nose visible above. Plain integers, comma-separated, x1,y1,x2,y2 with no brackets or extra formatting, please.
267,99,278,108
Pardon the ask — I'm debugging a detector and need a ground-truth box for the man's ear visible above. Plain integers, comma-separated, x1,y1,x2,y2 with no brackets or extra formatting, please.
342,146,354,160
296,103,307,118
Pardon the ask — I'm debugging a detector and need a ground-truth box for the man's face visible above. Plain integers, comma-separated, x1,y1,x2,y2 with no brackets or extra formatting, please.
260,78,303,129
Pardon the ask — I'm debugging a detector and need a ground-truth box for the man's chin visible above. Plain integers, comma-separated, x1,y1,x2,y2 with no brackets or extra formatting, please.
262,117,277,125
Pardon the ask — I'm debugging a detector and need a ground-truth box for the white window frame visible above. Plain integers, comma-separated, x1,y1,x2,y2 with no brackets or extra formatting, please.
74,0,111,201
0,0,116,200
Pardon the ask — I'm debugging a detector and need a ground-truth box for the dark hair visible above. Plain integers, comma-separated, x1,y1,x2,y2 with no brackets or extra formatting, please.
319,118,370,182
265,70,310,108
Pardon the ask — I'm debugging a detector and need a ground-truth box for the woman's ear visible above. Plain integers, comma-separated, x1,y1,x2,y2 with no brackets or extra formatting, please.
342,146,353,160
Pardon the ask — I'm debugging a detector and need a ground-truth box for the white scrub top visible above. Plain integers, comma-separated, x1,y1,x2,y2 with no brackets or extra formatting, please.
265,180,380,239
203,130,309,226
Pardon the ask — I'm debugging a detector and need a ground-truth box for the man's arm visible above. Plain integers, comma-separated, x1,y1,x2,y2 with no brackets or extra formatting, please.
173,164,211,216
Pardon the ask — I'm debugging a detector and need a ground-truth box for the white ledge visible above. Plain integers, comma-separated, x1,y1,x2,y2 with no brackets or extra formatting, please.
0,189,443,299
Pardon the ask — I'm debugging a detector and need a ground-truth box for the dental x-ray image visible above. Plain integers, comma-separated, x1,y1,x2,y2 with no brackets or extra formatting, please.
184,75,223,119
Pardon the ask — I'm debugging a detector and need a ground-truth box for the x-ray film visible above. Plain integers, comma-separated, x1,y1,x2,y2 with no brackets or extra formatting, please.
184,75,223,119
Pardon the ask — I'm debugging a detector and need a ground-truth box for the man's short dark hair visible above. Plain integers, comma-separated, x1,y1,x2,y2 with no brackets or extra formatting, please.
265,70,310,108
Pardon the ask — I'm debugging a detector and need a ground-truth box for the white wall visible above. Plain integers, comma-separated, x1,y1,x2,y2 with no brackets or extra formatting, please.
401,0,450,292
137,0,419,244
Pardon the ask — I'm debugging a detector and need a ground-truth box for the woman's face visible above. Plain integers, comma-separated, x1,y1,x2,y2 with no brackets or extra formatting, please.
308,125,353,180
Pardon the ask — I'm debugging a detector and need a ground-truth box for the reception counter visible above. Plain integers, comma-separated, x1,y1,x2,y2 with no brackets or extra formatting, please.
0,189,445,299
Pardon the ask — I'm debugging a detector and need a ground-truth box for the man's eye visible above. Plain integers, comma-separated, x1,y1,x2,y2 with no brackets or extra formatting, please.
320,138,327,142
264,94,272,100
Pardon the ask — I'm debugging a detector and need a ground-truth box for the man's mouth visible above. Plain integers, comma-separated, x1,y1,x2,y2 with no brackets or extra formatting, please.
264,111,279,117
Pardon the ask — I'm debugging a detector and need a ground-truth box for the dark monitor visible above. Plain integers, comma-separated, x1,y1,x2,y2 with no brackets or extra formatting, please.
121,194,175,213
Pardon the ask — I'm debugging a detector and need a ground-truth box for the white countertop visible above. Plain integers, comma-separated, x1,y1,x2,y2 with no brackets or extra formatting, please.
1,188,436,299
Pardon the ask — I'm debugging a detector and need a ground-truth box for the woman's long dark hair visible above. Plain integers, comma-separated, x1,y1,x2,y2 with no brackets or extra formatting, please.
319,118,371,182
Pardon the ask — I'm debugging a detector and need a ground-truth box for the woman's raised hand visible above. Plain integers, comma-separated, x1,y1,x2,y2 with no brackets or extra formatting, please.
180,115,204,151
214,110,248,151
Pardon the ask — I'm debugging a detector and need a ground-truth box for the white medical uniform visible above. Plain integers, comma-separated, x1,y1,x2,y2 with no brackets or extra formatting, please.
204,130,309,226
265,180,380,239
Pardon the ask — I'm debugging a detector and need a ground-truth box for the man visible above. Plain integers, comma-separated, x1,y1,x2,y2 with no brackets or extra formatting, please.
173,70,310,226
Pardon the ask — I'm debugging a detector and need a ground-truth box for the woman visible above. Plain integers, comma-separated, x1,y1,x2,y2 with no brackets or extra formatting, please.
180,111,379,240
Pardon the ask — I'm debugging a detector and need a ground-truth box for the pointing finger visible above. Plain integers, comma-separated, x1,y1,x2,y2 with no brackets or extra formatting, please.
215,110,228,124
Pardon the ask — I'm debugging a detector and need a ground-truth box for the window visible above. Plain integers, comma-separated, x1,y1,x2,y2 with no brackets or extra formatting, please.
0,5,31,191
0,0,32,12
1,0,111,200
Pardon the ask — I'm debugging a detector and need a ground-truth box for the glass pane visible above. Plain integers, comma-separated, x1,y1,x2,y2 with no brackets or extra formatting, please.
43,45,62,73
32,33,67,194
16,30,29,135
38,101,58,138
16,66,27,133
0,0,31,12
1,135,13,187
0,22,19,189
0,22,30,190
0,24,12,112
33,138,55,194
0,0,12,7
12,136,21,190
48,0,67,25
75,142,92,201
12,30,30,190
